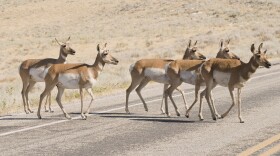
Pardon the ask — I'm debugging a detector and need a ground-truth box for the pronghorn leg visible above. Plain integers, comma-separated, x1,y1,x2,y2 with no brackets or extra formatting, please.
135,78,151,112
166,85,181,117
209,83,220,118
186,81,201,118
80,88,86,120
37,83,56,119
175,87,187,117
21,79,29,114
125,76,144,113
48,91,54,113
198,89,206,120
84,88,94,116
160,84,169,114
221,86,235,119
44,93,49,112
55,87,71,119
44,92,53,113
25,81,36,113
237,88,244,123
164,89,170,117
205,79,217,120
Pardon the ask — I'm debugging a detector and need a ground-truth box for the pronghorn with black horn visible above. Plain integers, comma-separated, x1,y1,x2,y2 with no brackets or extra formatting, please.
200,43,271,123
19,37,76,114
125,40,206,116
163,40,240,118
37,43,119,119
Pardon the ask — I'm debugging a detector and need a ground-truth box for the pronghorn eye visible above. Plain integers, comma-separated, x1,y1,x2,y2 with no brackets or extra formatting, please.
62,45,66,47
103,53,108,56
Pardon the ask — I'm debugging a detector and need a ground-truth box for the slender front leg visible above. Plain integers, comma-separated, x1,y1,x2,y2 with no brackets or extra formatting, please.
84,88,94,115
135,78,150,112
237,88,244,123
164,89,170,117
204,79,217,120
160,84,169,114
44,94,49,112
221,86,235,118
56,87,71,119
166,85,181,116
198,89,206,120
175,87,188,117
48,91,54,113
186,81,201,118
80,88,86,120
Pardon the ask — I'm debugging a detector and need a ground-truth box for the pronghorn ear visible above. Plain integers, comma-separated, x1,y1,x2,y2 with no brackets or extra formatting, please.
264,49,267,54
251,44,255,54
258,43,263,52
220,40,224,48
104,43,107,48
188,40,192,48
55,38,62,46
97,44,100,53
194,40,197,46
67,36,71,41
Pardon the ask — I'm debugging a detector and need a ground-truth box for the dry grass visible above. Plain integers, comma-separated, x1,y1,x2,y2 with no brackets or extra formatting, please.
0,0,280,115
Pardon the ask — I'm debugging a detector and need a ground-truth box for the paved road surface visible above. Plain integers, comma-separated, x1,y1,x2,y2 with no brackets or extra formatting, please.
0,63,280,156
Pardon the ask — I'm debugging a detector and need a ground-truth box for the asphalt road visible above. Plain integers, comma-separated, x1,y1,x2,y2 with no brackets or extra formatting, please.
0,63,280,156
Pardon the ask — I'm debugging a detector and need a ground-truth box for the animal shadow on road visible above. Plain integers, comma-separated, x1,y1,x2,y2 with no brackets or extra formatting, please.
96,113,201,124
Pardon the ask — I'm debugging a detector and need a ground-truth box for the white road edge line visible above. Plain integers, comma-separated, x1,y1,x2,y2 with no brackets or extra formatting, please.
0,71,280,137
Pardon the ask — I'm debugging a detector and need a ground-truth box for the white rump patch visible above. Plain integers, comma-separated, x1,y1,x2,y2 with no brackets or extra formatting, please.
180,70,197,85
144,67,169,84
213,70,231,87
58,73,81,89
29,66,51,82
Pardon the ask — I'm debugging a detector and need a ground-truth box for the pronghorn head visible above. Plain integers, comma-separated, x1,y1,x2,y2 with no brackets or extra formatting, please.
55,36,76,56
183,40,206,60
217,39,240,60
251,43,271,68
97,43,119,65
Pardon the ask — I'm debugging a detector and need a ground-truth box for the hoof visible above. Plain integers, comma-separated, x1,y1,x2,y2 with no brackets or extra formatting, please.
29,110,34,113
185,114,189,118
199,118,204,121
240,120,245,123
125,109,130,114
45,110,49,112
50,110,54,113
65,114,72,120
216,114,221,119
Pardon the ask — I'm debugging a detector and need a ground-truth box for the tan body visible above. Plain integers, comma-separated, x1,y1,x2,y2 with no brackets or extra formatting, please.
201,43,271,123
164,40,240,117
125,40,206,115
37,43,119,119
19,37,76,114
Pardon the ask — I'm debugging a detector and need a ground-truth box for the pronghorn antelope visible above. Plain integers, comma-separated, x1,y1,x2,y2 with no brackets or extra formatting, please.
37,43,119,119
200,43,271,123
185,39,241,120
163,40,240,118
19,37,76,114
125,40,206,116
